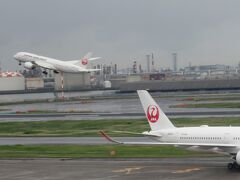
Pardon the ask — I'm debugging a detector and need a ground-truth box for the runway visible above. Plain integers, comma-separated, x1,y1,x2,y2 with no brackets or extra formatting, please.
0,157,239,180
0,137,154,145
1,110,240,122
2,92,240,122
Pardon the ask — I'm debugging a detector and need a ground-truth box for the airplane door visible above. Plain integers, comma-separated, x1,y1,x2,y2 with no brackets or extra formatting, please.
224,132,231,143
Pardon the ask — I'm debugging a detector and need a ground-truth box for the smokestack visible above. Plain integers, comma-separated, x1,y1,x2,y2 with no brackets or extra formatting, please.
151,53,154,72
139,64,143,73
146,55,151,73
114,64,117,74
133,61,137,73
172,53,177,72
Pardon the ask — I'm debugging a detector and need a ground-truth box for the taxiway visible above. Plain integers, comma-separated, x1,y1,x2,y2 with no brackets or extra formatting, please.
0,157,239,180
0,137,154,145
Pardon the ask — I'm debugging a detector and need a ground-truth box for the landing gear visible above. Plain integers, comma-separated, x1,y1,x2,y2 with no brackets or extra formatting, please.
228,163,234,170
19,62,21,65
42,71,48,75
53,70,59,74
227,162,240,170
227,155,240,170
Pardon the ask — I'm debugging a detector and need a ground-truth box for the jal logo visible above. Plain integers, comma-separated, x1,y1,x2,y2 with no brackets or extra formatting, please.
147,105,159,123
82,58,88,65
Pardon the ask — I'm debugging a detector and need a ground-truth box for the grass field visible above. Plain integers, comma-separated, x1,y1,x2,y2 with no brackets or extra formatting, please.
0,117,239,137
0,145,216,158
171,102,240,108
0,117,234,158
3,92,238,106
179,96,240,102
0,95,138,107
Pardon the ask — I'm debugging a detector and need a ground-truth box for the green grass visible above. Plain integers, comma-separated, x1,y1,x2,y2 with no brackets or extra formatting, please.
0,119,148,137
172,117,240,126
0,145,215,158
0,118,234,158
0,98,94,107
0,95,141,107
0,109,10,112
14,110,93,114
171,102,240,108
179,96,240,102
0,117,239,137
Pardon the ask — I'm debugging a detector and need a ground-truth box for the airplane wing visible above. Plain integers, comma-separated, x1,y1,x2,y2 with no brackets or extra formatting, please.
80,68,101,72
110,130,153,136
88,57,101,61
33,61,57,70
99,131,237,148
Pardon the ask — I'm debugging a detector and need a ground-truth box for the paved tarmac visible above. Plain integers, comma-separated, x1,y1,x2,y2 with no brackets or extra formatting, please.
2,91,240,122
1,110,240,122
0,157,239,180
0,137,154,145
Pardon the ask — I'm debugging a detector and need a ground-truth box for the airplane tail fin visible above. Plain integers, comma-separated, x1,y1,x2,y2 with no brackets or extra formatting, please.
137,90,175,131
83,52,92,59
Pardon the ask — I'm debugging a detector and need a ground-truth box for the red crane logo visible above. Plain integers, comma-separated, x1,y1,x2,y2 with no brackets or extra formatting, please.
82,58,88,65
147,105,159,123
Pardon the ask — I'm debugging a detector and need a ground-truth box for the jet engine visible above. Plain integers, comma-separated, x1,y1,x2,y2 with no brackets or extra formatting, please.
24,62,35,70
236,151,240,165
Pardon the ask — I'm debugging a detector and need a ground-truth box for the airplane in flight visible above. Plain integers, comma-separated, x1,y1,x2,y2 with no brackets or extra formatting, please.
100,90,240,170
14,52,101,74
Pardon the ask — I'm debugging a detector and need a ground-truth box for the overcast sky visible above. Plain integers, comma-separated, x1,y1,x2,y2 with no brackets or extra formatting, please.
1,0,240,71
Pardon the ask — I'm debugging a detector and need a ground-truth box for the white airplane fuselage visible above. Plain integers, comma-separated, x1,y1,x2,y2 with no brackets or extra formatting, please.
147,126,240,154
101,90,240,170
14,52,96,73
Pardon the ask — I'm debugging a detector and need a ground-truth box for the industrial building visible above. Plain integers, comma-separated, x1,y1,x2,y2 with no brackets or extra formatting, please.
119,79,240,93
0,72,25,91
25,78,44,89
0,69,93,93
1,52,240,93
100,60,240,92
183,64,235,75
54,72,91,91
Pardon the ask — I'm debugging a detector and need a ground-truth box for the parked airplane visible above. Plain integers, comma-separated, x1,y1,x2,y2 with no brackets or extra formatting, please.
100,90,240,170
14,52,101,74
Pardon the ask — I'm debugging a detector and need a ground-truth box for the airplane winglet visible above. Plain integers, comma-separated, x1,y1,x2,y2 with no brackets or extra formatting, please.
99,131,123,144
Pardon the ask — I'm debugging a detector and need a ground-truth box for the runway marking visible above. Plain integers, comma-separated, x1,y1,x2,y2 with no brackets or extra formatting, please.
172,167,201,174
112,167,143,175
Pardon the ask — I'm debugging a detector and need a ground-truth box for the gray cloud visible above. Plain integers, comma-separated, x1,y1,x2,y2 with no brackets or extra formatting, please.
0,0,240,71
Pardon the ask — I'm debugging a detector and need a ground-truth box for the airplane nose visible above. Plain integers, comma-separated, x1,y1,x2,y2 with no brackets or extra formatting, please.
14,53,20,59
14,54,18,59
